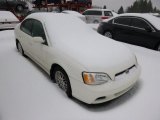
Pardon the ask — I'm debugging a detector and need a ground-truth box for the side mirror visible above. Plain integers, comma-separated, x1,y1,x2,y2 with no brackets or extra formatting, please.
145,26,152,32
33,37,44,43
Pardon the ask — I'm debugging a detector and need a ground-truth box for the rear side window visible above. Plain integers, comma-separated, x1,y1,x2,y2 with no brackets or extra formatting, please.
131,18,149,29
104,11,113,16
114,17,131,26
32,20,46,41
20,19,33,35
83,10,102,15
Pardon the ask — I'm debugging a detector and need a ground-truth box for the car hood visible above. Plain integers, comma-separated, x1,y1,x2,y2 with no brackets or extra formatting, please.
38,13,136,80
53,33,136,80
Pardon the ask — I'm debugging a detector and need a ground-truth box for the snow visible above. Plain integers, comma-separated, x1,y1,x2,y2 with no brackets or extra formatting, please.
0,11,19,22
88,23,99,30
27,13,94,42
61,10,86,22
0,29,160,120
62,10,85,17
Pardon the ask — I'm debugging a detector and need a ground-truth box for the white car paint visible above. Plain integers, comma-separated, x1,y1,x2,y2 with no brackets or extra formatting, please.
14,13,140,104
0,11,19,30
83,8,118,23
62,10,87,22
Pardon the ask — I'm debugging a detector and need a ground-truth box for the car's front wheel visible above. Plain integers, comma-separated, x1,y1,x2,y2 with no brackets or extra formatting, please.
53,66,72,98
104,31,113,38
17,41,24,56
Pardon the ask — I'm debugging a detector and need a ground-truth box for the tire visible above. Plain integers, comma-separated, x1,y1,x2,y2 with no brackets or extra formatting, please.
53,66,72,98
16,5,24,12
17,41,25,56
104,31,113,38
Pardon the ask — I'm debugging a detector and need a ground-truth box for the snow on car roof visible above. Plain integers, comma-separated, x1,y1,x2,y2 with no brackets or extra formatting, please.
27,12,95,42
85,8,112,11
0,11,19,22
119,13,160,30
62,10,84,17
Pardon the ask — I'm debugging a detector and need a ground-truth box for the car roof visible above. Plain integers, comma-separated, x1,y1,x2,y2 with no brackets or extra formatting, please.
62,10,84,17
119,13,160,30
85,8,112,12
104,13,160,30
26,12,94,41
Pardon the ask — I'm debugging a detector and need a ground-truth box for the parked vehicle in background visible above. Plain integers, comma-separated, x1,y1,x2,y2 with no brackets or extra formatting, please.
97,13,160,51
14,13,140,104
0,0,28,12
82,9,117,23
62,10,86,22
150,13,160,18
74,0,92,7
0,11,19,30
33,0,92,6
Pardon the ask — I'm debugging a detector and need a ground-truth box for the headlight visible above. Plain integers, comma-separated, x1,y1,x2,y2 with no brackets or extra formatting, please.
82,72,111,85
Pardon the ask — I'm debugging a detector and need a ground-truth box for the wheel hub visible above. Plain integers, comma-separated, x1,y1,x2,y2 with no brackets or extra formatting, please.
55,71,67,91
104,32,112,38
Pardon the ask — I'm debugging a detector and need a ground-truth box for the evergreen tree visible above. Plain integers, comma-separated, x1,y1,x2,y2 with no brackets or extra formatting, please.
103,5,107,9
126,0,159,13
118,6,124,14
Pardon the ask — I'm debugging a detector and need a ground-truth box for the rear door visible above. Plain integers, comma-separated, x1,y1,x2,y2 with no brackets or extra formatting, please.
113,17,132,42
19,19,33,54
129,17,158,48
30,19,49,67
83,10,102,23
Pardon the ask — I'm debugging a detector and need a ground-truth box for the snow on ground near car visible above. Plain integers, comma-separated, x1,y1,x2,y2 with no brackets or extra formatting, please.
0,30,160,120
87,23,99,31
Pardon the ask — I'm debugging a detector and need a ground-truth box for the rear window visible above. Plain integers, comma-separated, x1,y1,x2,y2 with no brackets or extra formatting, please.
83,10,102,16
104,11,113,16
114,17,131,26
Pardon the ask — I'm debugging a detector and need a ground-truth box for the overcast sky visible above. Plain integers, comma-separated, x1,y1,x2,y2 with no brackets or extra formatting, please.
93,0,160,12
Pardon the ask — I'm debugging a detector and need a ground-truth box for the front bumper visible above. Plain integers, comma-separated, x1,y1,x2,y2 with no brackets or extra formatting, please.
71,65,141,104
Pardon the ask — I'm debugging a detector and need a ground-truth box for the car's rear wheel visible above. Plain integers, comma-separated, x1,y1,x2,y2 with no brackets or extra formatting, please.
17,41,24,56
53,66,72,98
104,31,113,38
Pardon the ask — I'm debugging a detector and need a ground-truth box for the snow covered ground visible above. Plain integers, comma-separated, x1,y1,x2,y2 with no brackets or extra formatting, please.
0,30,160,120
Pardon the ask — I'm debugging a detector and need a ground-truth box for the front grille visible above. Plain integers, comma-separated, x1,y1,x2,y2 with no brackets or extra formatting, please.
115,65,136,77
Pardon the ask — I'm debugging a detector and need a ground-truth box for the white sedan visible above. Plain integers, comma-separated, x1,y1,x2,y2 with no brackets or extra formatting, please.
14,13,140,104
0,11,19,30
